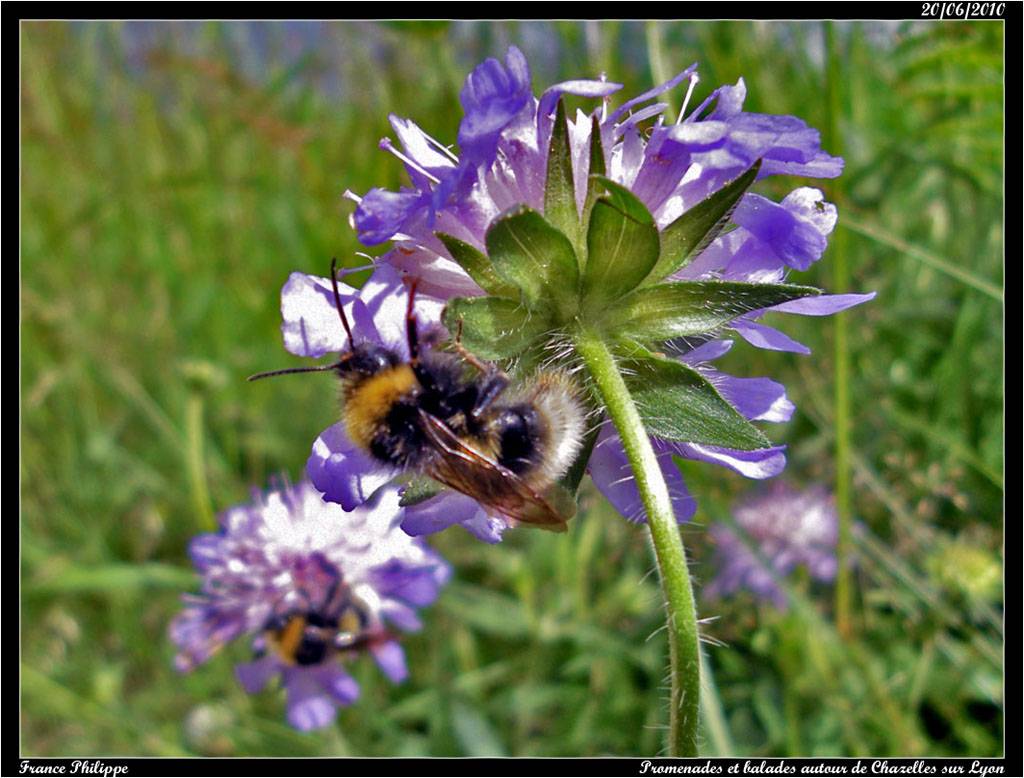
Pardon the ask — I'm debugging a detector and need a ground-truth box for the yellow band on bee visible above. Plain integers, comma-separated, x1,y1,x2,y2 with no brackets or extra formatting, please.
271,615,307,665
343,364,418,449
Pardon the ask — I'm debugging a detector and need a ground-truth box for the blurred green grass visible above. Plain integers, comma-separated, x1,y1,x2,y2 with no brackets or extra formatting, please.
20,20,1003,757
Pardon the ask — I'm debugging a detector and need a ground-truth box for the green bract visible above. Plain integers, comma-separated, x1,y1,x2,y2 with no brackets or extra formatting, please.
439,99,822,452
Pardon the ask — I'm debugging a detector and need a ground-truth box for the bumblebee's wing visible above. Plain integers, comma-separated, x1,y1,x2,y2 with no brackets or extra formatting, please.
417,410,574,532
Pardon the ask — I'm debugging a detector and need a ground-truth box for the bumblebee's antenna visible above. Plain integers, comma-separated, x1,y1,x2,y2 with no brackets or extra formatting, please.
330,257,355,345
248,259,357,383
247,363,343,382
405,276,420,363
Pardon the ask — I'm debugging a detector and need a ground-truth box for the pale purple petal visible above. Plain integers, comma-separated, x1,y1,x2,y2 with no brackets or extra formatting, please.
768,292,877,316
170,607,247,672
307,423,394,510
675,78,844,185
284,670,339,731
717,238,787,282
666,441,787,479
458,46,533,166
188,535,223,573
379,601,423,632
695,79,746,119
678,338,734,365
568,108,598,211
315,665,361,705
710,373,795,423
381,245,484,300
370,559,449,607
630,144,696,216
357,264,445,358
614,102,670,134
732,193,828,272
785,187,838,235
389,114,458,174
609,124,645,188
588,427,696,524
664,119,729,150
354,188,430,246
400,491,476,536
762,155,844,179
460,511,511,544
280,272,368,358
537,79,623,137
677,229,763,281
731,319,811,355
235,656,278,694
371,641,409,684
402,490,510,544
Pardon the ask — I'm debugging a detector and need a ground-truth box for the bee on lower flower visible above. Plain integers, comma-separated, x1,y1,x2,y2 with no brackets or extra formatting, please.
169,480,450,731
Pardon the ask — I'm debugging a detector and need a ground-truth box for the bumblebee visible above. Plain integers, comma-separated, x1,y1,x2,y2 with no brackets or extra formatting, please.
261,579,376,667
250,260,587,531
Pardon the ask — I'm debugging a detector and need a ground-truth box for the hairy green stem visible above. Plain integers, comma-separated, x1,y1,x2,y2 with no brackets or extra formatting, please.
575,332,700,756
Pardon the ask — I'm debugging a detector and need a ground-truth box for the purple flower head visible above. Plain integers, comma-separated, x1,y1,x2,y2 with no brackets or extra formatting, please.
332,48,874,533
704,482,839,609
169,480,450,731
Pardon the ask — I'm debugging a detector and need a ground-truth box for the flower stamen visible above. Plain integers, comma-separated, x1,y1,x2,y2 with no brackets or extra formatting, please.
379,138,442,185
423,132,460,163
676,73,700,124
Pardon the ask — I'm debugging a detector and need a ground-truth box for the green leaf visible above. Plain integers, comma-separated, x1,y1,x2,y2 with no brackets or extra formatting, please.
608,280,821,342
451,701,509,757
543,98,578,245
582,176,661,305
436,232,518,297
440,582,531,638
647,160,761,284
590,174,655,224
619,346,771,450
443,295,554,359
484,206,580,317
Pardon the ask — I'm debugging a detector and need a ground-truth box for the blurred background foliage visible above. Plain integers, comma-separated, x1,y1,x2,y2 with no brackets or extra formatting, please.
20,20,1003,757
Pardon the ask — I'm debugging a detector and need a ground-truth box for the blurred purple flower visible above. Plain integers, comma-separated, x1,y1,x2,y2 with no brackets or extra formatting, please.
337,47,873,529
704,482,839,609
169,480,450,731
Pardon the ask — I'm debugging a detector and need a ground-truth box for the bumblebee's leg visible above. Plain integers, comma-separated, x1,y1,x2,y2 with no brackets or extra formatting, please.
450,319,510,416
448,317,512,419
452,318,495,375
471,372,511,420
